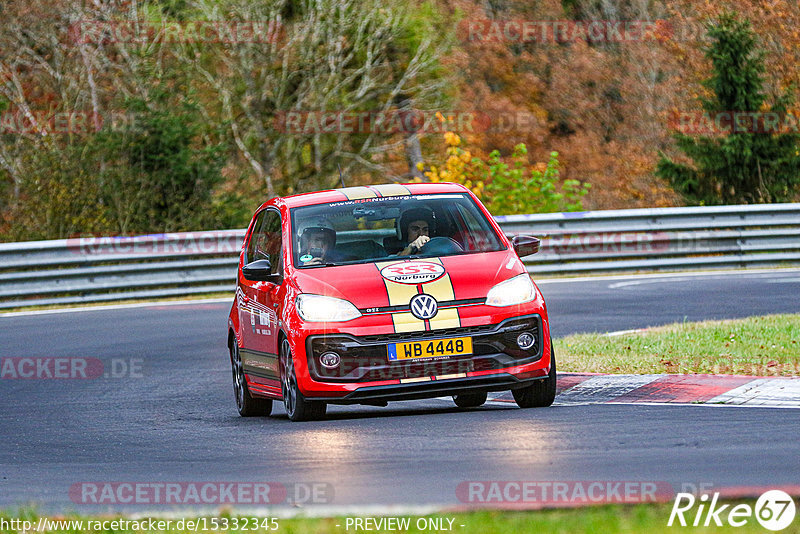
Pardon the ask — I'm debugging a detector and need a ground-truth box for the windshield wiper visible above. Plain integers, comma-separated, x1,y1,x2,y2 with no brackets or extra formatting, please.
301,262,341,268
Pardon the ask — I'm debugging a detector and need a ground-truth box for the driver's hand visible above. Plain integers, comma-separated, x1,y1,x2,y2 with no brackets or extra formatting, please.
305,257,323,265
410,235,430,251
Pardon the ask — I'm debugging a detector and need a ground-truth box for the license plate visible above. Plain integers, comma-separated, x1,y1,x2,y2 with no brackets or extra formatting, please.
387,337,472,361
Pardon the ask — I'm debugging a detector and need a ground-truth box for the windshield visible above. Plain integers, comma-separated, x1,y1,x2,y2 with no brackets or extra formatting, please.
290,193,505,267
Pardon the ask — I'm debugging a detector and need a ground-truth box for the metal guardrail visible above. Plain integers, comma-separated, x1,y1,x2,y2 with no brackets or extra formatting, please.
1,204,799,309
496,203,800,275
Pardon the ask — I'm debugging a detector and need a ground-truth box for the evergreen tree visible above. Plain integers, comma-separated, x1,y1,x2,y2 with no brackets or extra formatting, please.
93,87,227,234
657,12,800,204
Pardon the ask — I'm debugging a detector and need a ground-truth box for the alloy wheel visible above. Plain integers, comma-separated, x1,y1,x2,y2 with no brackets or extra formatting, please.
280,339,297,417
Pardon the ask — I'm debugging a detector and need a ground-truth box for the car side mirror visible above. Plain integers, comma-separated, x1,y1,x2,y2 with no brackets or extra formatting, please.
243,259,281,283
511,235,540,257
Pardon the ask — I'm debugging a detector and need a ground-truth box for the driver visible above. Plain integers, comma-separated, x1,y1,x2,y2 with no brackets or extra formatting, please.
297,217,337,265
397,207,435,256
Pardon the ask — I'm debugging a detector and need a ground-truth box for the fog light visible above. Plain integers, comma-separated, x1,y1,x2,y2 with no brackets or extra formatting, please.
320,351,341,369
516,332,536,350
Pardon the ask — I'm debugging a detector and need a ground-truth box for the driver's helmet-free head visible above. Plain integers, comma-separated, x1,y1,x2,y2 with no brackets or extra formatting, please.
297,216,336,249
398,206,436,242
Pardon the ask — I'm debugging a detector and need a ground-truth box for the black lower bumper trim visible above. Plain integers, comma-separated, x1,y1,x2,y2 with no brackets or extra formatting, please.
309,373,547,404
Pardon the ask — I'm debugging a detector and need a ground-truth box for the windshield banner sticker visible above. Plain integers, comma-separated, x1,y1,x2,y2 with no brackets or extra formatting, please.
380,261,445,284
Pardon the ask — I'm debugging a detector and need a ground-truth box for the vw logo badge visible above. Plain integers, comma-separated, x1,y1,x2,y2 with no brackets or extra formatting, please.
409,294,438,320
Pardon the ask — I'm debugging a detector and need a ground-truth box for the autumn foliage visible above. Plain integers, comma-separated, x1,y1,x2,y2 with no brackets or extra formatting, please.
416,127,590,215
426,0,800,210
1,0,799,241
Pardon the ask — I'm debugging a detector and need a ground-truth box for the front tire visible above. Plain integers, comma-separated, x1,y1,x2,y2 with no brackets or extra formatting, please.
453,392,487,408
231,340,273,417
512,344,557,408
280,339,327,422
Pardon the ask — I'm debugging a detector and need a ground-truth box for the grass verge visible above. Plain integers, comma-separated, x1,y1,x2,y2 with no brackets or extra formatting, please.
554,313,800,375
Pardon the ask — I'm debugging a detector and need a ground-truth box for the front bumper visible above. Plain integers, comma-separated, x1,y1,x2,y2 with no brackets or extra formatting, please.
302,314,546,389
311,372,548,404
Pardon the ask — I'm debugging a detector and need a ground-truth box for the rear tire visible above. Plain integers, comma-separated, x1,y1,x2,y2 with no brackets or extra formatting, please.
280,339,327,422
230,340,273,417
453,392,488,408
512,344,557,408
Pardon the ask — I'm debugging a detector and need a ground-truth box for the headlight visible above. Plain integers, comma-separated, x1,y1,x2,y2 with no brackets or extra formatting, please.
296,294,362,322
485,273,537,307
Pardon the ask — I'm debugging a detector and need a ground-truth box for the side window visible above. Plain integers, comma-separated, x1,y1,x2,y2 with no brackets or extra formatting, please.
453,202,502,251
455,203,481,231
245,211,266,264
246,210,283,274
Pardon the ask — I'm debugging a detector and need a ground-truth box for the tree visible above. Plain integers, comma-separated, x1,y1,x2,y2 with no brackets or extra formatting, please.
0,0,449,240
92,89,227,234
179,0,449,196
656,12,800,204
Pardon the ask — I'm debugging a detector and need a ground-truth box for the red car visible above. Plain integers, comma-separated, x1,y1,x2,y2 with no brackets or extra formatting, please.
227,182,556,421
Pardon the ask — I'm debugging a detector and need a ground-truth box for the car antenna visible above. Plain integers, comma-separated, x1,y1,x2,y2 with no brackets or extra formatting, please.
338,163,346,188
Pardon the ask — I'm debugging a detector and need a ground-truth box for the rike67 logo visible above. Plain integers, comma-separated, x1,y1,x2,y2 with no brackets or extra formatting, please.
669,490,796,531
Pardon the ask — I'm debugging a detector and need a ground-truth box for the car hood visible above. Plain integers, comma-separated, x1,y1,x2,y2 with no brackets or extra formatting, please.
293,250,525,307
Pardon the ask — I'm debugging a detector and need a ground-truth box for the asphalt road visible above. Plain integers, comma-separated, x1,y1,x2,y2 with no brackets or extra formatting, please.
1,269,799,512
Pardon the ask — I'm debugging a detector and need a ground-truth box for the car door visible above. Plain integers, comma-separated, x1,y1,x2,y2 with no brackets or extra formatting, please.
239,208,284,389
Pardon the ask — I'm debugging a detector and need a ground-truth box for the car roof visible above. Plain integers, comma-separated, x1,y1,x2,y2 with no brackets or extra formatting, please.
276,182,470,209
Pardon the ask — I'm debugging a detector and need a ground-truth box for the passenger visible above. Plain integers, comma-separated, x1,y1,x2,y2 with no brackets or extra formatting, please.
397,207,436,256
297,217,338,265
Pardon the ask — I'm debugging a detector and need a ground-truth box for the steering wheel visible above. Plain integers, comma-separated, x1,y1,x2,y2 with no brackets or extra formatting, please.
419,236,464,255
